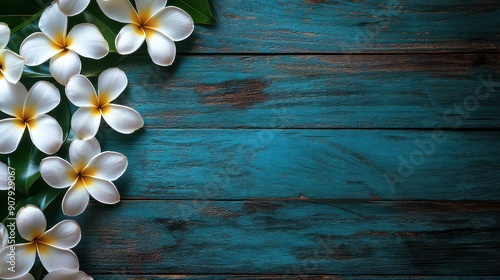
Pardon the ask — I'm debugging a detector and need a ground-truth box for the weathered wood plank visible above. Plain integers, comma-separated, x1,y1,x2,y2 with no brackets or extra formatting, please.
73,201,500,275
119,55,500,129
93,275,500,279
179,0,500,53
98,129,500,200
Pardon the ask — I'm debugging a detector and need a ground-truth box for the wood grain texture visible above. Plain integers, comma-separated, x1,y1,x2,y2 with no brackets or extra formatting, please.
117,54,500,129
98,129,500,200
68,0,500,278
73,201,500,275
179,0,500,53
94,276,500,280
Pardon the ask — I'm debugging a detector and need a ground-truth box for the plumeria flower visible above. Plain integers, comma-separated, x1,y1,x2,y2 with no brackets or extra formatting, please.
55,0,91,16
0,224,35,280
0,81,63,154
0,205,81,279
97,0,194,66
1,224,36,280
0,161,8,190
43,269,93,280
20,4,108,85
40,138,127,216
66,67,143,140
0,23,24,85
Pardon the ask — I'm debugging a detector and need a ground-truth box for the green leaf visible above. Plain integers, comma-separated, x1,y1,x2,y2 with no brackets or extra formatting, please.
29,259,44,280
7,131,44,196
0,178,62,230
1,178,62,224
81,52,126,77
1,12,42,53
0,0,47,16
19,178,62,213
169,0,216,25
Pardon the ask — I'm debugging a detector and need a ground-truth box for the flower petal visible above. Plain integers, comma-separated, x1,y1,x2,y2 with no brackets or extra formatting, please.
49,50,82,86
43,270,92,280
115,24,145,55
15,273,35,280
17,205,46,241
0,161,8,191
101,104,143,134
39,3,67,46
56,0,91,16
135,0,167,20
146,7,194,41
67,24,109,59
0,22,9,49
66,74,98,107
96,0,139,24
84,151,127,181
24,81,60,118
69,138,101,171
97,68,127,104
39,220,81,249
71,107,101,140
27,115,63,155
62,179,90,216
0,118,25,154
0,243,37,279
0,49,25,84
40,157,77,189
83,177,120,204
145,29,176,66
0,80,27,118
19,33,62,66
37,243,79,272
0,223,7,248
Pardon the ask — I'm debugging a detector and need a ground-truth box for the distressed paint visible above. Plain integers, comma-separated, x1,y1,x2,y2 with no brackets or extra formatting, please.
99,129,500,200
70,0,500,278
117,55,500,129
73,201,500,275
177,0,500,53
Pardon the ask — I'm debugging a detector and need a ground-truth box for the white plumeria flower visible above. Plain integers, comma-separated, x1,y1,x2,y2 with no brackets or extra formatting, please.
0,23,24,85
66,68,143,140
55,0,91,16
20,4,109,85
0,205,81,279
40,138,127,216
0,161,8,190
1,224,36,280
43,269,93,280
0,81,63,155
96,0,194,66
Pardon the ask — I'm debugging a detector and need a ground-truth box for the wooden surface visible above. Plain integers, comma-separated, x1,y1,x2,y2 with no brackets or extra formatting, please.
76,0,500,279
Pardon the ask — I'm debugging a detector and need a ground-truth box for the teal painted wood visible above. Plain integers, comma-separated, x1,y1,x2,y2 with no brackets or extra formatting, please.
32,0,500,278
178,0,500,53
117,55,500,129
95,276,500,279
73,201,500,275
96,129,500,200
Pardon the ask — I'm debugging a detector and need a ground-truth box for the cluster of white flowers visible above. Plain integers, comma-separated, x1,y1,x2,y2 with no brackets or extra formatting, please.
0,0,194,279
